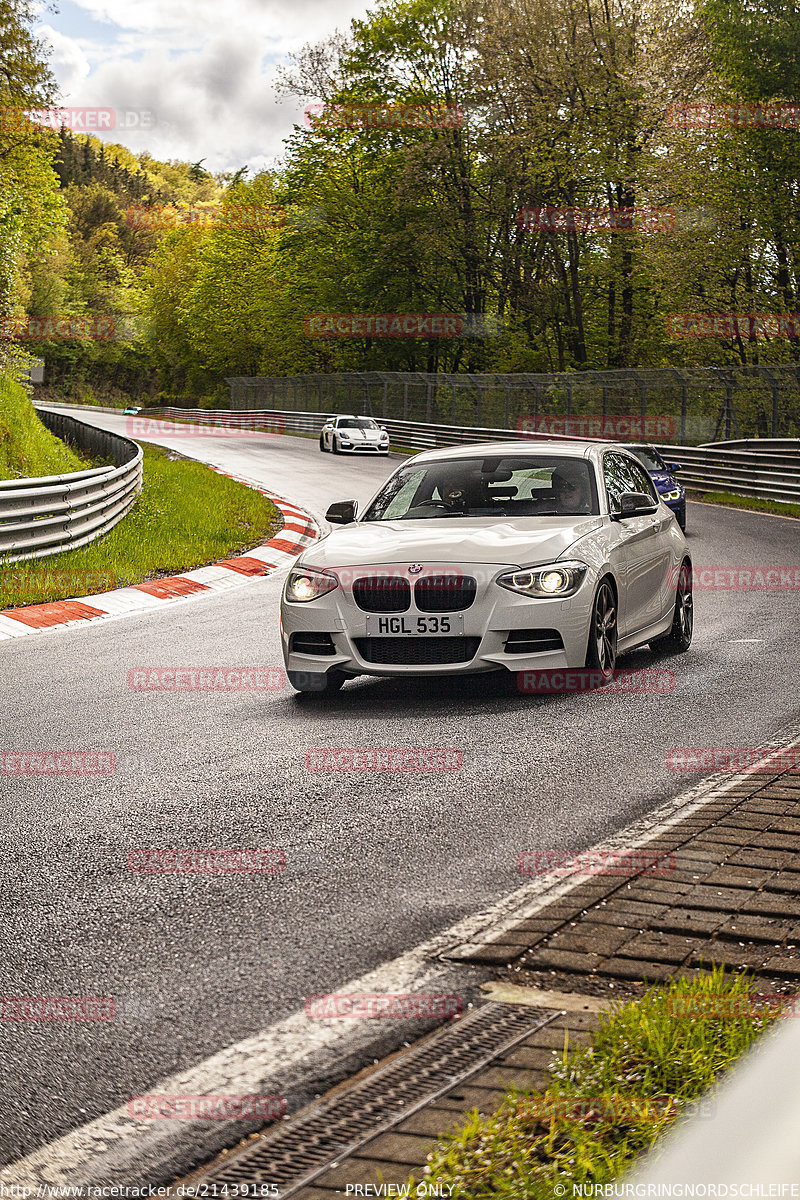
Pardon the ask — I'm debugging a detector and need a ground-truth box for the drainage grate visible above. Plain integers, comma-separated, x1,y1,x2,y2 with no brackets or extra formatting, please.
190,1002,558,1194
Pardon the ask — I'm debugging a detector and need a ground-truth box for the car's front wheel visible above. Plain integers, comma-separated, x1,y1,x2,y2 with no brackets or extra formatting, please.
319,434,326,452
585,578,617,681
651,559,693,654
288,669,346,695
331,437,339,455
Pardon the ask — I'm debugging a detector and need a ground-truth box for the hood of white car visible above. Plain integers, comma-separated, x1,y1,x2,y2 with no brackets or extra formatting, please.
338,427,383,441
302,516,604,569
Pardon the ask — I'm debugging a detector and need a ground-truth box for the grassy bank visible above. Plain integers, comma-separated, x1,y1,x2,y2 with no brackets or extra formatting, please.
0,443,283,608
412,970,783,1196
689,490,800,519
0,374,91,480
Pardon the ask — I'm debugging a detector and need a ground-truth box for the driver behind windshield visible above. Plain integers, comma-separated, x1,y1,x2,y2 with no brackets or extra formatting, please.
550,466,592,514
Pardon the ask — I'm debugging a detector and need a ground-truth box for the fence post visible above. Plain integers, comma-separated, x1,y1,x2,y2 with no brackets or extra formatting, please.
382,380,388,419
504,383,510,428
451,382,457,423
426,378,432,422
403,379,409,420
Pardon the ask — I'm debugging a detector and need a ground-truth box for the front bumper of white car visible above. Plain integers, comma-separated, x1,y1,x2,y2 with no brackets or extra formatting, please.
336,439,389,454
281,561,598,679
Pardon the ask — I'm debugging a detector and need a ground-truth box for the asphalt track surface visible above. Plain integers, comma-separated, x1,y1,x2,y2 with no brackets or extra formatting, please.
1,410,799,1171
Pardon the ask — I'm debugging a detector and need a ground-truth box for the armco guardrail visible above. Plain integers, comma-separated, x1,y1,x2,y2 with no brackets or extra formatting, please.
140,407,800,504
0,409,142,564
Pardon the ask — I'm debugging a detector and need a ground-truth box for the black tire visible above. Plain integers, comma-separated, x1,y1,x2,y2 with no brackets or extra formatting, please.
319,434,326,452
288,669,346,695
651,559,693,654
331,437,339,455
585,578,618,682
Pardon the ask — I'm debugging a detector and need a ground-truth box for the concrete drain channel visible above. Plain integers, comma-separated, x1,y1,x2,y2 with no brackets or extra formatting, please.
184,1001,560,1194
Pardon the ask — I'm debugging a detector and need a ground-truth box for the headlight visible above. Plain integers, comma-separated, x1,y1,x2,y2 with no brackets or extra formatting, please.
285,567,338,603
662,487,683,502
497,561,588,598
380,432,389,440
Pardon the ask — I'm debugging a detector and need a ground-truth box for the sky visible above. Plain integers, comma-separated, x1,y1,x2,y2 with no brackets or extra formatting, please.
34,0,371,174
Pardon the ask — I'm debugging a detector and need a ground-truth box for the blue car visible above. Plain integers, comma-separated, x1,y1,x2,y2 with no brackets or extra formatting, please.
621,443,686,531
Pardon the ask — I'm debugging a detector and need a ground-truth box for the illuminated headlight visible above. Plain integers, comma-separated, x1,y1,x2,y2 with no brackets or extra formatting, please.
285,567,338,603
662,487,683,502
497,561,588,598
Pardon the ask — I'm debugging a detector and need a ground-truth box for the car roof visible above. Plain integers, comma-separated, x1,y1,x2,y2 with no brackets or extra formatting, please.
407,439,620,465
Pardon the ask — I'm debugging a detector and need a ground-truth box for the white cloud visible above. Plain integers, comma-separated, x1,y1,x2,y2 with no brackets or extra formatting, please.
37,0,371,171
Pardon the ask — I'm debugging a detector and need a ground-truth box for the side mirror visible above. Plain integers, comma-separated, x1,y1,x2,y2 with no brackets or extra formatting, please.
326,499,358,525
612,491,659,520
666,462,682,473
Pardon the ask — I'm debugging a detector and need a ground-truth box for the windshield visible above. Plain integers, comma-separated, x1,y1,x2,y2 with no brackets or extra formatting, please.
627,446,667,472
363,455,600,520
338,418,378,430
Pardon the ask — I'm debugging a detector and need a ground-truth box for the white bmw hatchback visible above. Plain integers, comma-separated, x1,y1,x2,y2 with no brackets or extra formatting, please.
319,414,390,455
281,440,693,694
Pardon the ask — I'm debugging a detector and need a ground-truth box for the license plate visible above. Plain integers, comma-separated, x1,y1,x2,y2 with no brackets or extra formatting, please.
365,614,464,637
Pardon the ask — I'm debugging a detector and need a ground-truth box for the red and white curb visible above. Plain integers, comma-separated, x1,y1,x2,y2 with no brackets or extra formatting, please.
0,471,318,640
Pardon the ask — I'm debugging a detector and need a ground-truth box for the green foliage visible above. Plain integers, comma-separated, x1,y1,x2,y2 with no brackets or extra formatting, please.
3,0,800,395
0,370,89,478
413,969,783,1197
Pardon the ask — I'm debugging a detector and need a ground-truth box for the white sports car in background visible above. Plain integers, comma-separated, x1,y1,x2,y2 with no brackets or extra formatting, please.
281,440,693,694
319,414,390,455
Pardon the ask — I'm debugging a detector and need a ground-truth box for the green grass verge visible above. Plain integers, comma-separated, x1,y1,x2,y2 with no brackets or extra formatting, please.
689,490,800,519
0,373,91,480
0,443,283,608
410,970,784,1197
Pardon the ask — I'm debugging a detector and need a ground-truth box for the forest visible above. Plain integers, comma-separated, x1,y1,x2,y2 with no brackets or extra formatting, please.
1,0,799,403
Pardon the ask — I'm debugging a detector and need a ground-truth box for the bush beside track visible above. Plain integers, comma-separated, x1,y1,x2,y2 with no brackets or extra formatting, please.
0,374,93,480
0,443,283,608
411,969,783,1196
